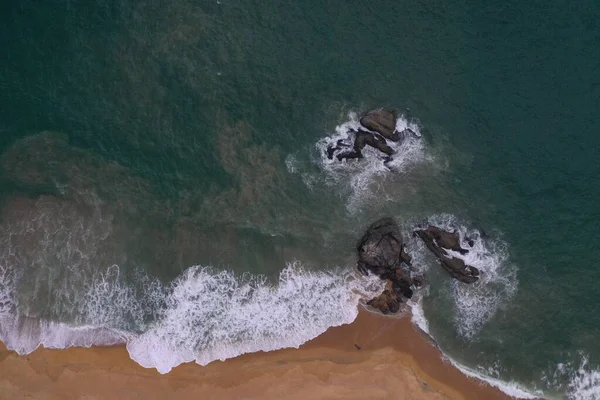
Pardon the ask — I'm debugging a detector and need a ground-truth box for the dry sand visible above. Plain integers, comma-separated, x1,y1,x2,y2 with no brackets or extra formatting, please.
0,308,512,400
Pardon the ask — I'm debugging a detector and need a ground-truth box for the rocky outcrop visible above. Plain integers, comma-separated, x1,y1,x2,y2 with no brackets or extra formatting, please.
367,280,400,314
420,226,470,255
334,130,395,161
414,226,480,284
357,218,422,314
327,108,420,163
360,109,400,141
358,218,400,271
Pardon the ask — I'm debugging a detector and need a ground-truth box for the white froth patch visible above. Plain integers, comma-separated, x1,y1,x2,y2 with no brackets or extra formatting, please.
420,214,518,339
408,297,430,334
284,154,298,174
0,265,17,319
447,356,541,399
0,195,386,374
0,263,156,354
5,320,128,354
539,356,600,399
0,259,384,373
126,262,384,374
568,357,600,400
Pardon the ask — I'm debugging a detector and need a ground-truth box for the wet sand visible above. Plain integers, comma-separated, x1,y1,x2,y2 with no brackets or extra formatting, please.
0,308,512,400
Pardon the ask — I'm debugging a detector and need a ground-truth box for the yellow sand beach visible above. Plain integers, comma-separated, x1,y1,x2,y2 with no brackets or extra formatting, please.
0,308,512,400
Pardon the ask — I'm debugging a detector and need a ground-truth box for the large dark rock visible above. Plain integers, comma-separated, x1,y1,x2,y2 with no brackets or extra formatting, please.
390,267,414,299
414,227,480,284
422,225,469,255
360,109,400,142
357,217,410,276
335,130,396,162
357,217,420,314
367,281,400,314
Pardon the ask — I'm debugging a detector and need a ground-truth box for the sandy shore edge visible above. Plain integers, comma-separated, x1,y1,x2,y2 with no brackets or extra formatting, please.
0,307,513,400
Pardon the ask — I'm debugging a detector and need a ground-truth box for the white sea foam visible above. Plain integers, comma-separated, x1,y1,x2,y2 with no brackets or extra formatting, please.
447,357,542,399
0,262,153,354
0,269,113,354
420,214,518,338
537,356,600,399
568,357,600,400
0,257,384,374
127,262,384,373
408,297,430,334
0,192,387,374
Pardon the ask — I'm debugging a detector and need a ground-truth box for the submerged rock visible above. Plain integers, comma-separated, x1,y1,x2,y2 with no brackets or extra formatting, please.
414,226,480,284
357,217,421,314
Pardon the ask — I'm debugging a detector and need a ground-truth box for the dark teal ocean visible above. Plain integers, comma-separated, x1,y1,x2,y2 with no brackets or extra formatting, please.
1,1,599,398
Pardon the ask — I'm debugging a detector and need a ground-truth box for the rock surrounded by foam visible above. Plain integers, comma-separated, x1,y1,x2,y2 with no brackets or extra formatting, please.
327,109,418,163
356,217,422,314
414,226,480,284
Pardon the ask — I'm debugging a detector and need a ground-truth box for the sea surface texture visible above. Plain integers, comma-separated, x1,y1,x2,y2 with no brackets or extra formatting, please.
1,1,599,398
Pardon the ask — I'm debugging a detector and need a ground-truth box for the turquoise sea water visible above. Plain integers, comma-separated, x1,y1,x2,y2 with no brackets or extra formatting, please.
1,1,599,398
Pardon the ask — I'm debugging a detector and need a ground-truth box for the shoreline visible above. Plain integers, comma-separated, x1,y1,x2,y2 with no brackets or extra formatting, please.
0,307,515,400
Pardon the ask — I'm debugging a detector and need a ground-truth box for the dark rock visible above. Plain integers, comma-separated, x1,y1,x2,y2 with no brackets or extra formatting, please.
337,130,394,161
367,281,400,314
390,267,414,299
422,225,469,255
336,149,362,161
358,217,423,314
326,145,336,159
414,228,480,284
412,274,425,288
400,128,419,138
326,139,350,159
400,245,412,266
357,217,404,276
354,130,394,156
360,109,400,142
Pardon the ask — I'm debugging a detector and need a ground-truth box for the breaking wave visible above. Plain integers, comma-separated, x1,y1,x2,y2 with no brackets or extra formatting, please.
568,358,600,400
540,356,600,400
448,358,541,399
0,260,384,374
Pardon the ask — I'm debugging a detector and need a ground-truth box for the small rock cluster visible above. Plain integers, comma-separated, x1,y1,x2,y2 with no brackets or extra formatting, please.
327,109,417,163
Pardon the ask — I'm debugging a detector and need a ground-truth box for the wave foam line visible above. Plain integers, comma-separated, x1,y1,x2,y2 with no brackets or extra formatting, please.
567,357,600,400
448,356,542,399
0,261,384,374
127,262,384,373
406,298,540,399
